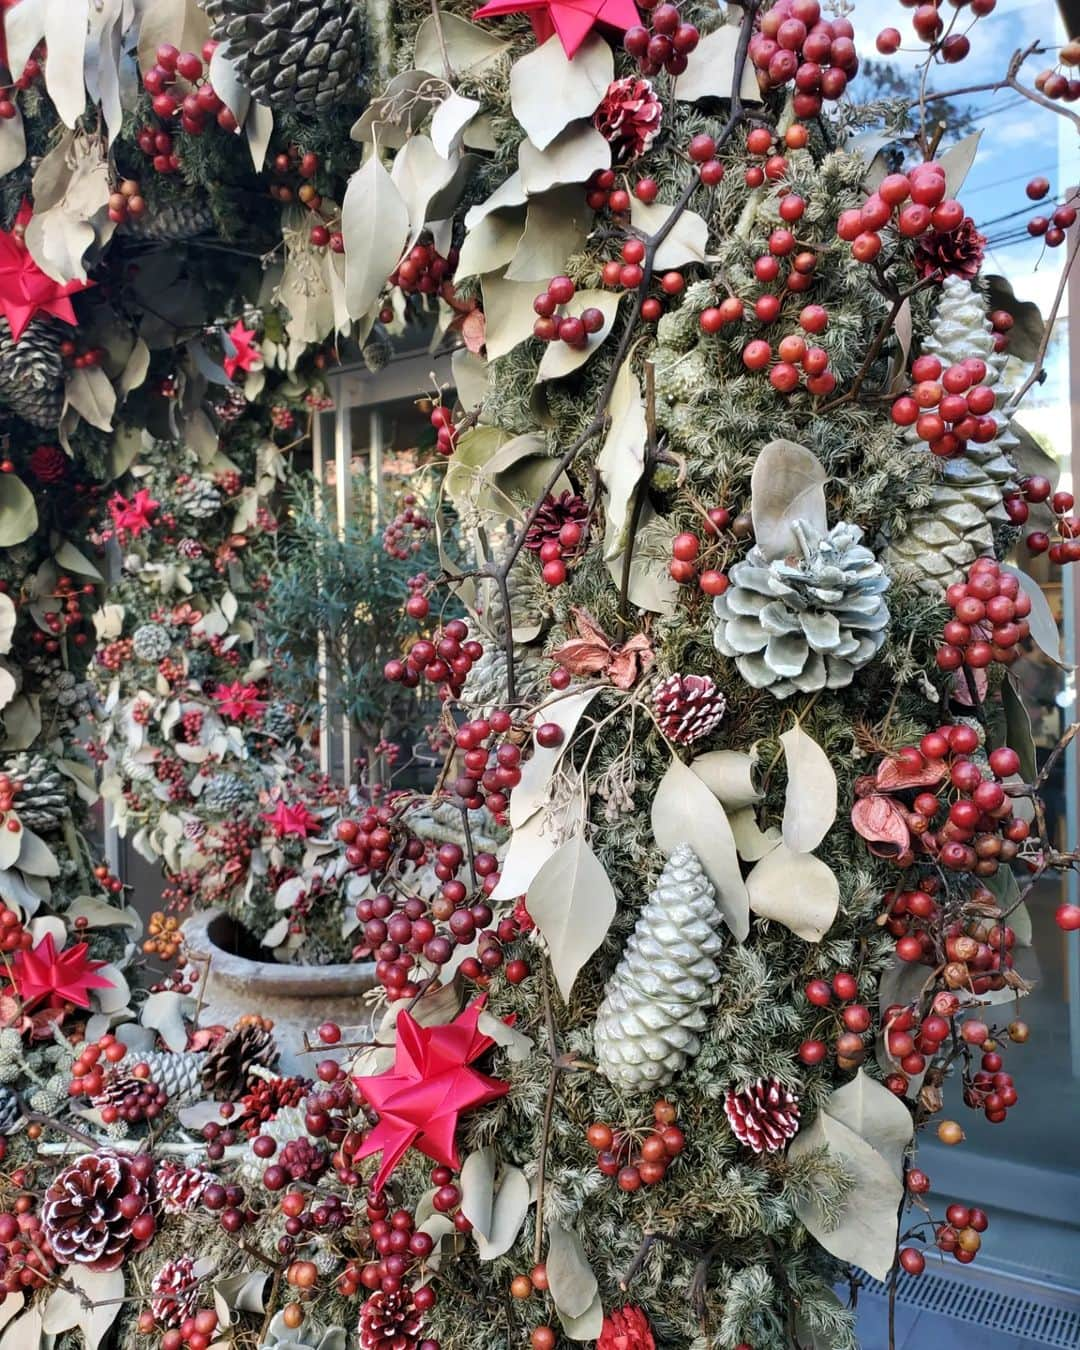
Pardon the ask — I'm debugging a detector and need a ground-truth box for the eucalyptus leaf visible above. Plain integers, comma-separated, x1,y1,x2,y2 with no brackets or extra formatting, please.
750,439,828,562
546,1222,598,1320
519,123,610,195
43,1265,124,1350
415,12,509,77
510,689,599,827
505,185,592,284
526,832,616,1002
780,724,837,853
628,198,708,271
342,155,410,320
66,365,117,431
474,1166,531,1261
673,21,760,105
597,360,646,560
1002,564,1062,664
746,843,839,942
1001,675,1037,782
460,1146,496,1239
481,269,542,360
0,476,38,547
510,34,612,152
688,749,760,810
536,289,620,382
0,596,15,656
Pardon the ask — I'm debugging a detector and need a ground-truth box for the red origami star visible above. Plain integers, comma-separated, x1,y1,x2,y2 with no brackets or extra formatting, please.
12,934,112,1012
473,0,639,58
261,799,320,840
212,680,265,722
0,201,91,342
108,488,159,540
222,320,261,381
355,996,510,1192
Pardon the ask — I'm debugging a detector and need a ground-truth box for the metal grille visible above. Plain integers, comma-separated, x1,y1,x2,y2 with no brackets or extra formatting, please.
862,1271,1080,1348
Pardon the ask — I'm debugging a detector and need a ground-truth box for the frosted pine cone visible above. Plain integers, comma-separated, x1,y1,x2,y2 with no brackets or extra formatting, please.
713,520,890,698
201,771,256,814
593,76,662,161
652,673,726,745
133,623,173,662
41,1151,158,1270
359,1288,423,1350
158,1161,215,1213
151,1256,201,1327
177,539,204,560
3,753,66,831
176,475,222,520
724,1078,800,1154
136,1051,206,1104
594,846,726,1092
0,1085,20,1135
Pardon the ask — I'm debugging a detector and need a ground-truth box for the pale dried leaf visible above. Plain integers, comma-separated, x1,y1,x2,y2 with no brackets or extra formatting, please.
481,269,541,360
526,833,616,1002
780,724,836,853
0,476,39,547
519,123,610,195
673,21,760,105
557,1292,604,1342
246,102,273,171
457,209,526,280
505,185,591,283
728,806,781,861
475,1166,531,1261
0,596,15,656
510,34,612,152
546,1223,598,1319
460,1147,495,1238
688,749,760,810
43,1265,124,1350
0,110,25,178
209,42,251,129
1002,564,1062,664
536,288,620,382
750,439,828,562
510,689,599,827
940,130,981,198
597,360,646,561
415,12,509,77
343,155,410,320
432,92,481,157
489,808,563,902
44,0,88,128
391,134,462,247
140,990,194,1052
745,843,838,942
629,198,708,271
66,365,117,431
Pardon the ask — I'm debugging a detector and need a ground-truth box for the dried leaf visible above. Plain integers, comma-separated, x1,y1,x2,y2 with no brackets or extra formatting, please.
342,155,409,320
596,360,646,561
16,827,58,877
526,833,616,1002
391,134,463,247
780,724,836,853
481,269,543,360
628,198,708,271
65,895,138,930
510,33,613,152
119,337,151,398
489,808,562,902
1002,564,1062,664
0,109,25,178
983,275,1044,364
246,102,273,171
745,843,839,942
673,21,760,105
750,439,827,562
465,171,528,230
546,1222,598,1320
557,1292,604,1341
519,123,610,195
66,365,117,431
43,0,88,128
606,501,678,616
43,1266,124,1350
0,596,15,656
351,71,441,149
208,42,251,130
477,1008,535,1062
652,756,750,941
728,807,781,862
3,0,44,79
536,289,620,382
505,185,592,283
415,12,509,77
140,990,194,1053
475,1165,530,1260
0,476,38,547
460,1147,496,1238
432,92,481,157
135,0,209,73
1001,675,1037,782
939,130,981,198
457,209,526,280
688,749,760,810
510,689,599,827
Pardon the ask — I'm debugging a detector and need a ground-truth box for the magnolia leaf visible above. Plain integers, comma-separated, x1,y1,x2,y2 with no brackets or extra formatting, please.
415,12,509,77
213,1270,269,1328
0,1307,38,1350
510,34,613,152
557,1292,604,1342
343,155,410,320
789,1071,913,1280
750,439,828,562
474,1166,531,1261
208,43,251,129
465,171,528,231
432,92,481,157
0,476,38,547
457,209,526,280
489,807,563,902
597,360,646,560
0,669,15,716
536,289,620,382
652,756,750,941
0,108,25,178
1002,564,1062,664
16,827,58,877
391,134,462,247
1001,675,1037,782
940,130,981,198
452,348,488,411
481,270,541,360
0,595,15,656
510,689,599,827
119,337,151,398
506,185,591,283
246,102,273,171
0,1294,23,1336
673,21,760,105
628,198,708,271
66,894,139,930
888,298,913,394
688,749,760,810
983,275,1044,364
477,1008,535,1062
66,365,117,432
460,1146,496,1238
43,1265,124,1350
780,724,836,853
728,806,781,862
546,1223,598,1320
140,990,194,1052
519,123,610,195
605,500,678,615
43,0,89,128
526,833,616,1002
746,843,839,942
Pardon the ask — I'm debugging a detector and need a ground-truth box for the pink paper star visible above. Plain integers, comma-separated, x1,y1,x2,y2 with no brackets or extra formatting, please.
12,934,112,1011
355,996,510,1192
212,680,265,722
108,488,159,540
222,320,261,381
261,799,320,840
0,201,91,342
473,0,640,58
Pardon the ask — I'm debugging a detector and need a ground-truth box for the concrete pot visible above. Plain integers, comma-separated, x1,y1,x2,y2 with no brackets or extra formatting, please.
183,909,375,1077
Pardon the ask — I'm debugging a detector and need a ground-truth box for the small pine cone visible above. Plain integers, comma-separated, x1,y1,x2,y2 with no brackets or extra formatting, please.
27,444,69,484
201,1024,279,1099
136,1051,206,1104
724,1078,800,1154
0,316,64,428
158,1160,216,1214
40,1151,158,1270
652,673,726,745
262,700,297,742
151,1256,201,1327
0,1085,21,1135
177,538,204,560
213,386,248,422
132,623,174,662
121,201,215,240
176,475,222,520
3,752,67,832
359,1288,423,1350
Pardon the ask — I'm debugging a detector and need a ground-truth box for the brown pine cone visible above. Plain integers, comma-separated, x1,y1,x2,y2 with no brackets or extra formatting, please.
914,216,986,282
40,1151,157,1270
200,1023,279,1099
359,1288,424,1350
724,1078,800,1154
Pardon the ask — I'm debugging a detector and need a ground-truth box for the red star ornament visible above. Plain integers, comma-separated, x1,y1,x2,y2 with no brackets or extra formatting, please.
12,933,112,1011
260,798,320,839
355,995,510,1192
0,201,91,342
473,0,640,59
222,320,261,381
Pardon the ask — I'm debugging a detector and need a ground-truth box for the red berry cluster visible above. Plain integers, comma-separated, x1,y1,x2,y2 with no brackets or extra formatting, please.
1035,41,1080,102
59,339,105,369
391,240,458,295
586,1100,687,1191
741,323,836,395
586,167,630,215
623,0,700,78
1008,478,1080,563
877,0,996,63
137,43,233,175
1024,178,1077,250
749,2,858,115
107,178,147,225
0,901,30,955
798,970,870,1070
137,1303,221,1350
335,806,403,877
599,237,684,319
532,275,605,347
94,1072,170,1126
270,403,296,431
936,559,1032,673
384,618,484,699
429,402,457,457
743,123,809,190
453,709,528,816
838,162,960,265
891,353,997,459
899,1199,992,1278
196,1170,255,1235
534,517,583,589
668,512,743,595
339,1185,450,1317
384,495,432,560
68,1033,129,1096
0,1191,56,1297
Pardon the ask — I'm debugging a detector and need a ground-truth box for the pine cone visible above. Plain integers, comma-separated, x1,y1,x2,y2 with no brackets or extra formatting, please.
27,444,69,484
713,520,890,698
137,1051,206,1104
523,490,589,551
358,1288,423,1350
158,1160,216,1213
2,753,67,832
0,316,64,428
0,1085,21,1135
652,673,726,745
724,1078,800,1154
121,201,215,240
132,623,174,662
40,1151,158,1270
151,1256,201,1327
263,700,297,742
915,216,986,282
201,771,256,814
201,0,364,111
202,1024,279,1099
594,845,726,1092
175,475,223,520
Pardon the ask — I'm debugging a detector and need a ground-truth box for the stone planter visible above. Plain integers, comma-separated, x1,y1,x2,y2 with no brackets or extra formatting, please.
183,910,376,1077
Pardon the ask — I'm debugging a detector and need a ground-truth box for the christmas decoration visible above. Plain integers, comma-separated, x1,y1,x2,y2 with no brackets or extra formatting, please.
201,1023,279,1098
11,934,112,1011
651,673,726,745
358,1287,424,1350
261,797,321,838
157,1162,216,1213
0,316,64,428
724,1078,801,1154
150,1256,202,1326
593,846,725,1092
473,0,639,59
40,1151,157,1270
355,997,510,1191
0,202,90,341
593,77,663,161
222,319,262,380
598,1306,657,1350
914,216,987,282
107,488,159,540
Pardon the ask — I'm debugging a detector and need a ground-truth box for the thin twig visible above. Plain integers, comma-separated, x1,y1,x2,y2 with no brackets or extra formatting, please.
1007,226,1080,411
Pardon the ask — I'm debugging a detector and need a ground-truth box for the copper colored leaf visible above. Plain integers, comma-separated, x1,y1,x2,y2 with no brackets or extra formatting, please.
850,795,910,857
874,755,946,791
